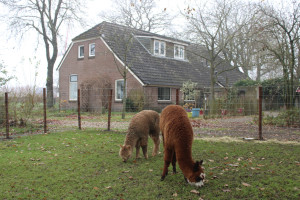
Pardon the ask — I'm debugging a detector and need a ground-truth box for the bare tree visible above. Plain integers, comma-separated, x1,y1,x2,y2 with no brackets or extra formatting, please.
256,0,300,108
99,0,173,33
184,0,244,102
0,0,86,107
101,26,137,119
0,61,14,87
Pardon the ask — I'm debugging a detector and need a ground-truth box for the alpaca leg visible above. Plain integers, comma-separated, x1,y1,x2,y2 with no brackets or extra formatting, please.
172,152,177,174
135,140,141,159
151,135,160,156
141,137,148,159
161,149,173,181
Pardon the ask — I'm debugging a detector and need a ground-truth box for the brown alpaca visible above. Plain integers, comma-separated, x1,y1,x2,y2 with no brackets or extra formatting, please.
160,105,205,187
119,110,160,162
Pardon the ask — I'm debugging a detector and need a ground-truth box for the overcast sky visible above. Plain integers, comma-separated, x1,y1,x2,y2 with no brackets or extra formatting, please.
0,0,284,88
0,0,187,88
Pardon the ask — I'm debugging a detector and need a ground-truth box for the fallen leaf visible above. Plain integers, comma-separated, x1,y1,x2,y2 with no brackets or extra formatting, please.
242,182,251,187
222,189,231,192
259,188,265,191
224,157,228,160
149,169,153,172
224,184,229,187
173,193,178,197
122,170,130,173
93,187,99,190
105,186,112,189
208,159,214,162
128,176,133,180
190,189,200,194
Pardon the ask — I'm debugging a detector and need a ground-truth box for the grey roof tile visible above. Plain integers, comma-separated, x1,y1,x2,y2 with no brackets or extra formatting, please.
72,21,246,88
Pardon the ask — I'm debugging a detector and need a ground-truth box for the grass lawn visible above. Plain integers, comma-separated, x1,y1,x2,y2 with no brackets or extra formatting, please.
0,129,299,199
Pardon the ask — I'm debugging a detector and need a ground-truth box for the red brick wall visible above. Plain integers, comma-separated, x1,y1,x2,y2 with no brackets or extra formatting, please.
58,37,143,111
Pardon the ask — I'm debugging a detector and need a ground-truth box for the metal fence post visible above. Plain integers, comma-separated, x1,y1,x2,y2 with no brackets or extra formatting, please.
5,92,10,139
78,89,81,130
43,88,47,134
258,86,263,140
107,89,113,131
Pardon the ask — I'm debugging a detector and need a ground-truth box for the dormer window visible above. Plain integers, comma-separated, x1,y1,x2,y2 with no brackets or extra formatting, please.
174,45,184,59
154,40,166,56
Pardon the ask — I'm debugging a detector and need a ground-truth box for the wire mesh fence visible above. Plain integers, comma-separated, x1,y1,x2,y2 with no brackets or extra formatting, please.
1,85,300,141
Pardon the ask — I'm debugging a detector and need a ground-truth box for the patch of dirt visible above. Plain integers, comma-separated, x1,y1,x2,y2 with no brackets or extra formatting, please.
1,116,299,142
191,116,300,142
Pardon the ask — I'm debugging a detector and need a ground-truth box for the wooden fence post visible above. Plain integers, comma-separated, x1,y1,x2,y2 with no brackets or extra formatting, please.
258,86,263,140
107,89,113,131
78,89,81,130
176,89,179,105
43,88,47,134
5,92,10,139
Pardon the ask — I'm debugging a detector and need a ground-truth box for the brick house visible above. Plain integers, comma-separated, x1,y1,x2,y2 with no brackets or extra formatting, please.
57,21,246,111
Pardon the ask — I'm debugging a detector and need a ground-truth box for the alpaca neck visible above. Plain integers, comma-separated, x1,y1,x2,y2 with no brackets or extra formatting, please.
176,149,195,178
124,133,138,147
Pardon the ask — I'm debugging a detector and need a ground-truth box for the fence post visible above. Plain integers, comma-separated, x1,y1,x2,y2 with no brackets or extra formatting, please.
5,92,10,139
107,89,113,131
78,89,81,130
43,88,47,134
258,86,263,140
176,89,179,105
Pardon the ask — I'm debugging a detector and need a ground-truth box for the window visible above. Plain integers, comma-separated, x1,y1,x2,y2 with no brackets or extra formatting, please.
115,79,125,101
158,87,171,101
154,40,166,56
89,43,95,57
78,45,84,58
69,75,78,101
174,45,184,59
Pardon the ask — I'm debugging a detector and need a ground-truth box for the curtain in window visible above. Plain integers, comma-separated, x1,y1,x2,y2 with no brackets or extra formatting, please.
116,80,124,100
158,87,170,100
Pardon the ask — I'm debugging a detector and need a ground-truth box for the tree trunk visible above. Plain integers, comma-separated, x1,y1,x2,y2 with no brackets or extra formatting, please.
46,61,54,108
122,76,127,119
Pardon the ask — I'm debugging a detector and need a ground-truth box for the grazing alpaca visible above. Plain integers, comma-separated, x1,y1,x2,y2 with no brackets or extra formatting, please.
119,110,160,162
160,105,205,187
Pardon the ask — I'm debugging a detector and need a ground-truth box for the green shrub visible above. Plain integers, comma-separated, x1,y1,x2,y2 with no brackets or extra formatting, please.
0,95,4,125
262,109,300,127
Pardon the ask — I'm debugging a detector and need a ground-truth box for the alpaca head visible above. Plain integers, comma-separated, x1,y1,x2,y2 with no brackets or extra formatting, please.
186,160,205,187
119,145,132,162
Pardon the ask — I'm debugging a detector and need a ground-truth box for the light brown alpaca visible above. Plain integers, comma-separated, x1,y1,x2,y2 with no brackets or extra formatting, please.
119,110,160,162
160,105,205,187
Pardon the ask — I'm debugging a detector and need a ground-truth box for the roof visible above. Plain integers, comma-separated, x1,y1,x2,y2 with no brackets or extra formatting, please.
71,21,246,88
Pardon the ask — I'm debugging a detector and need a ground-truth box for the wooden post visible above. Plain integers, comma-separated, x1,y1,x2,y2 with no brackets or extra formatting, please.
176,89,179,105
258,86,263,140
107,89,113,131
43,88,47,134
78,89,81,130
5,92,10,139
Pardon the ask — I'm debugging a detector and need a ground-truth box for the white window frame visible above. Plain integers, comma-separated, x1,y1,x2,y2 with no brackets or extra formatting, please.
115,79,126,101
78,45,84,58
89,43,95,57
69,74,78,101
158,87,171,101
154,40,166,57
174,44,185,59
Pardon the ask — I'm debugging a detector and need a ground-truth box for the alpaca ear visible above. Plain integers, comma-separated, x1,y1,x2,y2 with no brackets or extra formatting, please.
199,160,203,165
193,161,200,172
